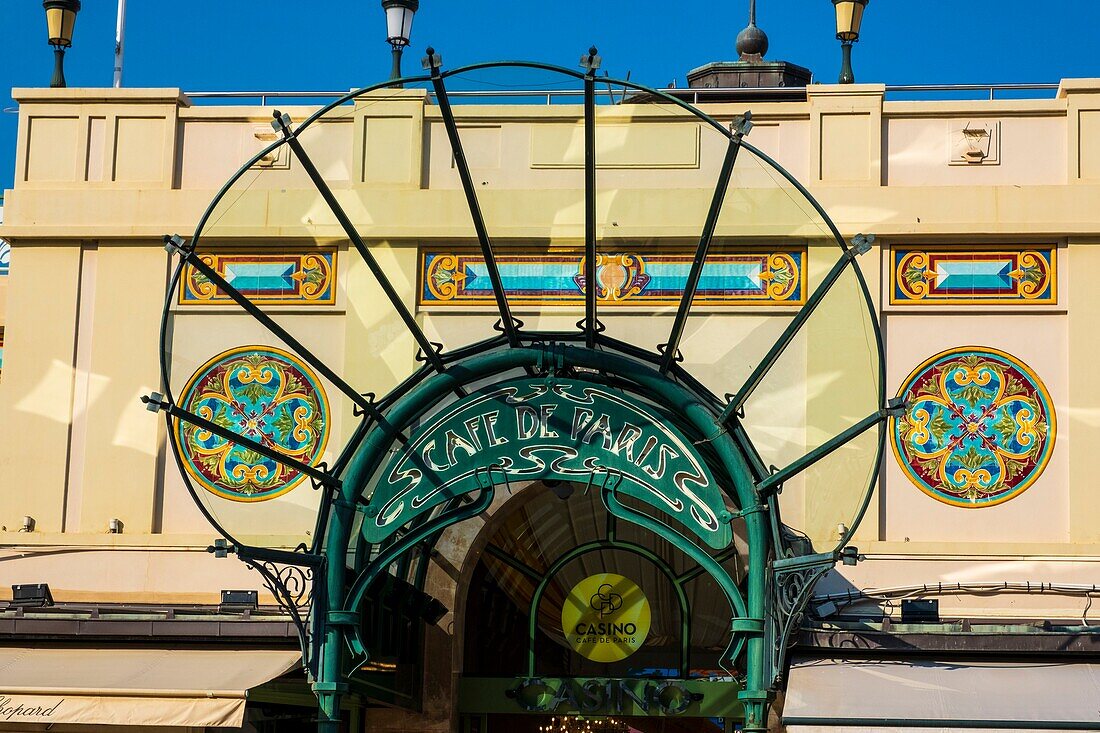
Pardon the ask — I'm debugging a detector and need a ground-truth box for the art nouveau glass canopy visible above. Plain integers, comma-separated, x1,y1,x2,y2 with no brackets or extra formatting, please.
149,55,886,731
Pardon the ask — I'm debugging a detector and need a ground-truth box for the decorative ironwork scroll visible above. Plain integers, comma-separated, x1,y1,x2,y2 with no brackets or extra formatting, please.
246,556,318,677
366,377,733,549
765,552,835,688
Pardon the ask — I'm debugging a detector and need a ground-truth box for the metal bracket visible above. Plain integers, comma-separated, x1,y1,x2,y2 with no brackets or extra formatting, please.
655,342,684,364
731,111,754,138
723,394,746,420
757,465,783,498
728,504,769,521
141,392,169,413
494,316,525,335
163,234,193,257
240,548,320,681
422,47,442,72
351,393,377,419
582,466,623,496
207,537,236,558
414,343,445,364
537,343,567,377
766,551,836,688
204,538,320,679
309,463,332,491
579,46,601,73
474,462,512,494
850,233,875,257
574,317,606,333
886,396,908,417
271,110,293,138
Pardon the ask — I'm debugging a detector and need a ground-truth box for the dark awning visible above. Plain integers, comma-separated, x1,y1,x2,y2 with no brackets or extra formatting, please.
0,647,300,728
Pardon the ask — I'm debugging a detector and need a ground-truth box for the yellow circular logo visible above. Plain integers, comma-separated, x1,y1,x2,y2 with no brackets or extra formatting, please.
561,573,651,663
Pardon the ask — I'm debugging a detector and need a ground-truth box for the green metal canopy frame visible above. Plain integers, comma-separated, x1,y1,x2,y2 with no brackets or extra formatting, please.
148,50,892,733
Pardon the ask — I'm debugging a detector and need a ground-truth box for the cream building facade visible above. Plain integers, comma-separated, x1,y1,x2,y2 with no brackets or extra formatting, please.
1,79,1100,731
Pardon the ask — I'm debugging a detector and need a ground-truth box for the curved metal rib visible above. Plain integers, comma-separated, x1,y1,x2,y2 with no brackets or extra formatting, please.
756,404,897,496
582,56,601,348
342,482,495,658
659,134,745,373
426,52,520,345
165,236,382,419
602,482,749,666
149,396,338,488
271,113,449,375
720,242,871,421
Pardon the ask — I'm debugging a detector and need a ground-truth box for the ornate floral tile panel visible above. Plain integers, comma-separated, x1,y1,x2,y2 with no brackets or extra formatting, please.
892,248,1055,304
0,240,10,276
419,248,806,306
179,251,336,305
893,347,1056,508
174,346,330,502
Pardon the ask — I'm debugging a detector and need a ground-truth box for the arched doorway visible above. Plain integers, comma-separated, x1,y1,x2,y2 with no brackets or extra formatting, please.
319,355,769,731
459,483,747,731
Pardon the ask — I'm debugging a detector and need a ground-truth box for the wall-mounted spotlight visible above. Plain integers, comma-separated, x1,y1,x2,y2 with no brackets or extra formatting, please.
11,583,54,608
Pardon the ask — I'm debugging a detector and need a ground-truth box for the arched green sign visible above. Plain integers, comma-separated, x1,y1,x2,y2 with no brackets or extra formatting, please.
364,378,733,549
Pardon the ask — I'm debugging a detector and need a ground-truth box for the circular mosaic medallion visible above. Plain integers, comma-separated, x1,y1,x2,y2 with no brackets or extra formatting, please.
892,347,1055,508
175,346,329,502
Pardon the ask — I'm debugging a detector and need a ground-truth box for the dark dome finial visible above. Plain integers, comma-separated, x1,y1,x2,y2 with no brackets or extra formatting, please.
736,0,769,62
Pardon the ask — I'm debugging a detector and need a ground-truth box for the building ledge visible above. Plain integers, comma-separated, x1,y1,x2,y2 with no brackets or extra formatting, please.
10,87,190,106
0,603,300,643
800,619,1100,656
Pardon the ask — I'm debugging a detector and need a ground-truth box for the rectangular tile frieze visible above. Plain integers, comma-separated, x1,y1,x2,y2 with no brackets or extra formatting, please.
419,248,806,307
892,248,1055,305
179,251,337,306
0,240,9,276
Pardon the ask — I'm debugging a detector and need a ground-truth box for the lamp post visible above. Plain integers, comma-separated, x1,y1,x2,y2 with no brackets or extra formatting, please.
382,0,418,87
43,0,80,88
832,0,867,84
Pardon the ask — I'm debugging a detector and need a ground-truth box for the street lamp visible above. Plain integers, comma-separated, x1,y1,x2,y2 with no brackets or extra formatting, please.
43,0,80,88
832,0,867,84
382,0,418,87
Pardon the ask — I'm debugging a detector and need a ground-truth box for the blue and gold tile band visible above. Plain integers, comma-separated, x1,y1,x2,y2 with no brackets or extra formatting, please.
892,248,1055,304
0,240,10,276
179,251,336,306
420,248,806,306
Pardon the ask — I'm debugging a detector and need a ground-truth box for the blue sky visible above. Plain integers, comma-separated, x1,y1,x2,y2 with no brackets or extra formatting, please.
1,1,1099,193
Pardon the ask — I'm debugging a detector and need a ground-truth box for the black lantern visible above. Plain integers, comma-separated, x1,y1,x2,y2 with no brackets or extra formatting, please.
832,0,868,84
43,0,80,88
382,0,419,86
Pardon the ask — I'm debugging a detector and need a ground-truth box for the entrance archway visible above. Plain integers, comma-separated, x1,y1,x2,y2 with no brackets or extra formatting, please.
458,483,747,731
151,55,890,733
